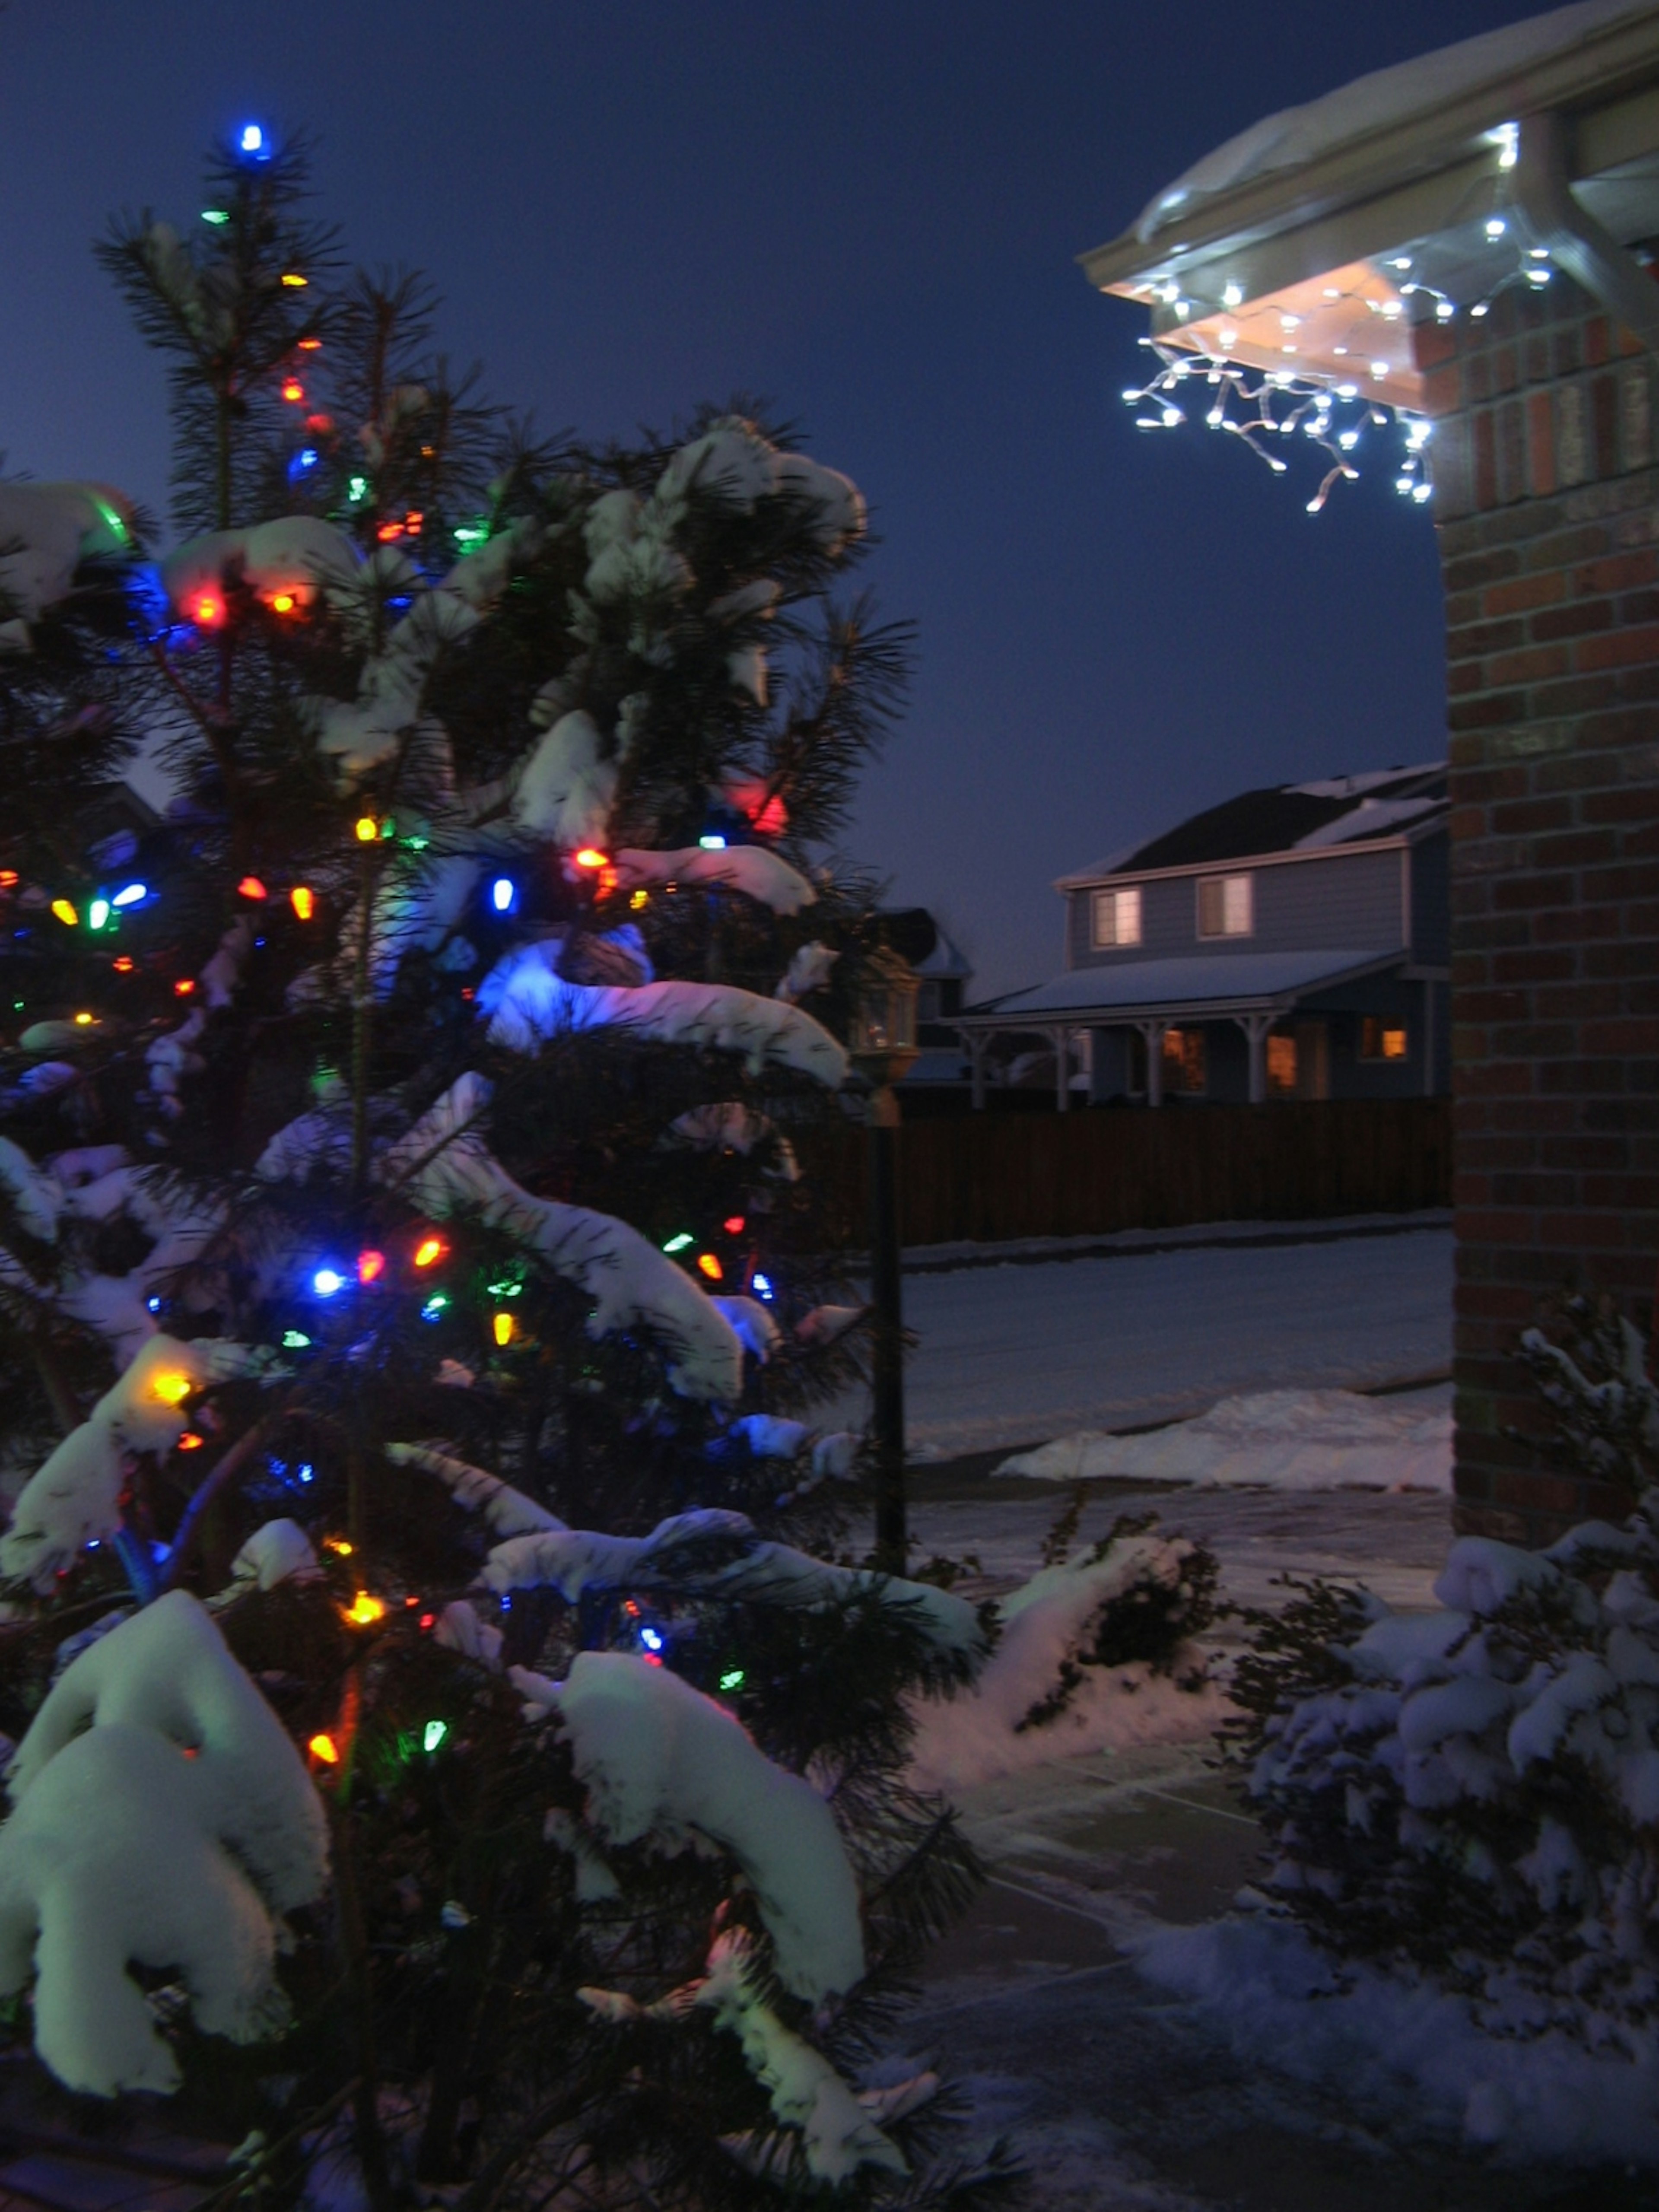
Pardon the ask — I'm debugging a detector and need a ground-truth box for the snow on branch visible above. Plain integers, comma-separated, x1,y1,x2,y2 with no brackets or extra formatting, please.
478,942,849,1085
0,481,134,646
481,1506,986,1665
0,1593,327,2096
383,1075,744,1401
552,1650,863,2001
384,1440,566,1538
1,1335,258,1589
611,844,817,917
581,1929,907,2183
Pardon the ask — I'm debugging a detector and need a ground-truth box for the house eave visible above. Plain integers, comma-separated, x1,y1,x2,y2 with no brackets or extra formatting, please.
1052,816,1445,894
1077,9,1659,301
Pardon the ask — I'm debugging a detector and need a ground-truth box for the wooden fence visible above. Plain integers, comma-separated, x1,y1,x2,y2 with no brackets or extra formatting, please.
810,1098,1451,1249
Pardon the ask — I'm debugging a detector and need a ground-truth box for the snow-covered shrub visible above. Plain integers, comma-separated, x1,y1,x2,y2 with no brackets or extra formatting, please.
1512,1289,1659,1500
909,1505,1221,1791
1014,1506,1217,1732
1230,1310,1659,2046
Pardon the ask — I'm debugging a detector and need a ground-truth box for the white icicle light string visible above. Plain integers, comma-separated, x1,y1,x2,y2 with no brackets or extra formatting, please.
1121,337,1434,514
1121,210,1567,513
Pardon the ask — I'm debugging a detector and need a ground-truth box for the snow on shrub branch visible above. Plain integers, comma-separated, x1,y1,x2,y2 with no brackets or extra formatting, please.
477,941,849,1085
582,1929,908,2185
383,1074,744,1400
0,1592,327,2096
1,1334,258,1588
482,1505,987,1674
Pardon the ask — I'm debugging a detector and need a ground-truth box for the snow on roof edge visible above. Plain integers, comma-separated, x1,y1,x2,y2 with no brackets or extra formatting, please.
1135,0,1659,245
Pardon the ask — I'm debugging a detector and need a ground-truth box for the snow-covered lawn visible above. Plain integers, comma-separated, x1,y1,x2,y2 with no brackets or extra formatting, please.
880,1219,1452,1459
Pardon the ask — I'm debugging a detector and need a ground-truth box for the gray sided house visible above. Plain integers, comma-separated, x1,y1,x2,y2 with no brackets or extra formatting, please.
960,764,1450,1109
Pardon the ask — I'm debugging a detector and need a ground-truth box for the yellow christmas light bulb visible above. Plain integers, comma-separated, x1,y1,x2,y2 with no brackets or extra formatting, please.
493,1311,516,1348
308,1732,340,1764
355,816,378,842
345,1591,387,1627
51,899,78,927
152,1371,192,1405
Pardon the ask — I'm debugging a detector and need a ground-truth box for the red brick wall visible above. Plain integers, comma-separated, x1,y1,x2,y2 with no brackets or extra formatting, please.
1419,273,1659,1545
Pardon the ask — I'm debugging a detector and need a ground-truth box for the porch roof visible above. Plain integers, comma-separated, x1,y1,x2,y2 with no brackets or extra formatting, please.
957,948,1406,1030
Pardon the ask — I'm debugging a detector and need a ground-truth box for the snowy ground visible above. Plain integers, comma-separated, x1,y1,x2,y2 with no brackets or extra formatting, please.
826,1218,1646,2206
841,1217,1453,1459
893,1480,1659,2209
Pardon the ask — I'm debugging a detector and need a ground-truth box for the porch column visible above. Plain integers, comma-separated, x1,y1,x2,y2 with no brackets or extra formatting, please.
965,1031,990,1110
1133,1019,1166,1106
1233,1010,1275,1104
1054,1028,1071,1112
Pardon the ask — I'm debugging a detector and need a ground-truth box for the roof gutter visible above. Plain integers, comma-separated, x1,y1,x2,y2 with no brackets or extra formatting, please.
1513,107,1659,356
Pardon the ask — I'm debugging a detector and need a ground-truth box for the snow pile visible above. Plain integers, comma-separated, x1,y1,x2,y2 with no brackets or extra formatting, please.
999,1386,1450,1493
1,1334,256,1587
908,1521,1220,1792
0,1593,327,2095
477,940,848,1084
385,1074,744,1401
550,1650,863,1999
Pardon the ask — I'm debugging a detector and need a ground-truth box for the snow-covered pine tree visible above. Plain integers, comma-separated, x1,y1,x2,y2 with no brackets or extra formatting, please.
0,130,1018,2209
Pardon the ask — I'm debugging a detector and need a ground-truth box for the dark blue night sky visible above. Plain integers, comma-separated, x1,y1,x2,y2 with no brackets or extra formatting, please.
1,1,1533,995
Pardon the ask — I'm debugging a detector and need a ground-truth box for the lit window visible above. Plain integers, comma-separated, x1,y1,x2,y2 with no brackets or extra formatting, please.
1092,884,1143,948
1361,1017,1409,1062
1267,1034,1297,1095
1161,1027,1207,1093
1197,873,1252,938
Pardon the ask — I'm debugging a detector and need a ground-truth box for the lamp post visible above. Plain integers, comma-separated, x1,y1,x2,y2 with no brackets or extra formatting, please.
850,953,920,1576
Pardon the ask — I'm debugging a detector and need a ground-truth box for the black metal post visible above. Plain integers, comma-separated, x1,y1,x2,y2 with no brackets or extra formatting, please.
868,1083,906,1574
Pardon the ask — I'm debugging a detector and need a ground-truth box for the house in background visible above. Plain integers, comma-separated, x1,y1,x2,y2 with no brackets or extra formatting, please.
877,908,975,1089
957,763,1450,1109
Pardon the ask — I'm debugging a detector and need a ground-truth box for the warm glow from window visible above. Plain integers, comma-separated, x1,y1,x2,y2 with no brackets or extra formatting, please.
1092,884,1142,949
1197,873,1253,939
1267,1035,1298,1095
1361,1017,1409,1062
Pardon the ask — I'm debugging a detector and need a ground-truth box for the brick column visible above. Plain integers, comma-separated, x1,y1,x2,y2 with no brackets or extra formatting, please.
1419,270,1659,1545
